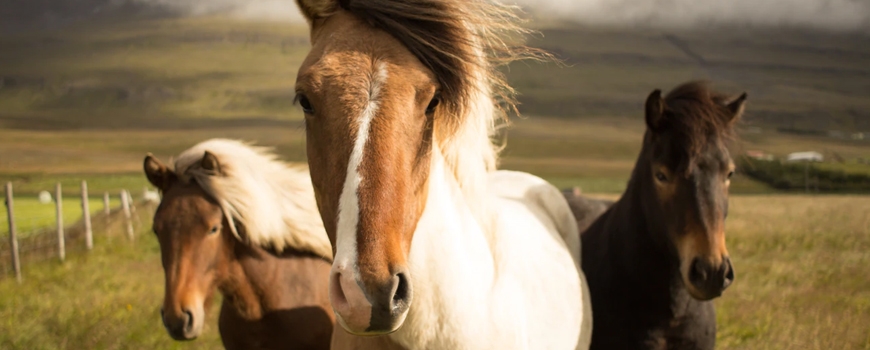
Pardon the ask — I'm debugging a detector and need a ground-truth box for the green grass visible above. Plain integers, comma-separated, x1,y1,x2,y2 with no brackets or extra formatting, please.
1,195,867,349
0,16,309,128
1,197,121,238
0,227,223,350
716,195,870,349
1,173,150,197
815,161,870,176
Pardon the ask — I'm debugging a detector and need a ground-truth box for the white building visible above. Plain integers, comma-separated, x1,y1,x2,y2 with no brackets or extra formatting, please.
786,151,823,162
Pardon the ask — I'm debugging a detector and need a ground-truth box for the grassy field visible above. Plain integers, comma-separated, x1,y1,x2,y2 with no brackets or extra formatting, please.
0,195,866,349
1,197,121,237
2,173,148,196
717,195,870,349
0,227,223,349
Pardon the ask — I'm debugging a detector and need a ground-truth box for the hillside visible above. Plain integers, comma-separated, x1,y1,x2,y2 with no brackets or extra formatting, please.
0,13,868,193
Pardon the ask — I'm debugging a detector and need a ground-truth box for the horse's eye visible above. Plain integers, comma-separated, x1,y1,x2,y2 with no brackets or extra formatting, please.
425,96,440,114
209,226,220,234
297,95,314,114
727,170,735,179
655,171,668,182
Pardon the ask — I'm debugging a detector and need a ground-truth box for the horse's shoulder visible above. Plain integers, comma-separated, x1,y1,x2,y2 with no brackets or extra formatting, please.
488,170,581,263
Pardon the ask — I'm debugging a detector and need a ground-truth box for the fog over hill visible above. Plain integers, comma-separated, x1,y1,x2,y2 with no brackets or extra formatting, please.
129,0,870,32
511,0,870,32
1,0,868,33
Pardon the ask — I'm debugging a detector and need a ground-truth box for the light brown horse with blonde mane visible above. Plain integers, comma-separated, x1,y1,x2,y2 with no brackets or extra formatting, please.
144,139,334,350
292,0,591,349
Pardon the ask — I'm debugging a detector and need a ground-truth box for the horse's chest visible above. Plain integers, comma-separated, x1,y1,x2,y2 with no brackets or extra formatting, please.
591,299,716,350
218,303,333,350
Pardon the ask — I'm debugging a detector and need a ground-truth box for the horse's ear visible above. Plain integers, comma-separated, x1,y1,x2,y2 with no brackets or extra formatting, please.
295,0,340,24
725,92,747,123
201,151,222,175
645,89,665,131
144,153,176,191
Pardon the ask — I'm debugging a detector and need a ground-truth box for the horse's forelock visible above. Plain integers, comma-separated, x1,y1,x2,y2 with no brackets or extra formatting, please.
661,82,738,174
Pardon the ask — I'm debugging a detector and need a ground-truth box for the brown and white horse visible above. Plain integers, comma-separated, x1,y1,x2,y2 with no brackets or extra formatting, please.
292,0,591,349
144,139,335,350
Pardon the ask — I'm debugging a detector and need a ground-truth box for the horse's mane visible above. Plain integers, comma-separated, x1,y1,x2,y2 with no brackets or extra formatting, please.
335,0,546,224
661,81,738,175
173,139,332,260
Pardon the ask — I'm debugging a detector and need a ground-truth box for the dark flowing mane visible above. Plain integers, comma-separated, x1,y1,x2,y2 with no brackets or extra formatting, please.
660,81,739,174
337,0,545,122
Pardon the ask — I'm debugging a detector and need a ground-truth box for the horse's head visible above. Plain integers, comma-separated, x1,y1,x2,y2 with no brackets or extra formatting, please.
640,82,746,301
144,152,228,340
293,8,434,336
292,0,516,335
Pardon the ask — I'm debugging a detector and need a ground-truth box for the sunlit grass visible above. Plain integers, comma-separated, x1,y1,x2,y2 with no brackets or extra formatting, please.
2,195,866,349
716,195,870,349
0,225,223,349
1,197,121,238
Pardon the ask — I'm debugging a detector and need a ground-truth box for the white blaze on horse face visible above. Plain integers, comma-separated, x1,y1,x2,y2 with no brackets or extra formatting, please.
330,62,388,327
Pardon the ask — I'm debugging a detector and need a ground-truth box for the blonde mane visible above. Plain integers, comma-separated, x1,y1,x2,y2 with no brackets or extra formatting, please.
334,0,548,224
173,139,332,260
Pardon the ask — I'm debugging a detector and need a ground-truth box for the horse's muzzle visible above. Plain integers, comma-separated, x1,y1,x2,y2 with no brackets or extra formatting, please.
687,256,734,300
161,307,201,341
329,264,412,335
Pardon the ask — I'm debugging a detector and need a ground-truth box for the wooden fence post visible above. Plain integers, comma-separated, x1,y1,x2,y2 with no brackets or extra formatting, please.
128,190,137,215
5,182,22,283
121,190,134,240
81,181,93,251
103,192,110,215
56,182,65,262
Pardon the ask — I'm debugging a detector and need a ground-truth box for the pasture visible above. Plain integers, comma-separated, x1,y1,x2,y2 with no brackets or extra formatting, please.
0,228,223,349
1,197,120,238
1,11,868,350
718,195,870,349
1,194,866,349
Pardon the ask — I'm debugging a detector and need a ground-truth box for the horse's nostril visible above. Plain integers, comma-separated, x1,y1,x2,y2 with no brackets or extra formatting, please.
330,271,348,307
689,258,707,284
183,310,194,333
394,273,408,303
390,271,411,315
722,257,735,289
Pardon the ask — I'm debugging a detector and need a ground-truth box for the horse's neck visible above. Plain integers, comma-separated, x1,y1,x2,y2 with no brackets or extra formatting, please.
217,245,334,350
600,166,676,292
220,242,323,320
391,151,499,349
218,244,267,320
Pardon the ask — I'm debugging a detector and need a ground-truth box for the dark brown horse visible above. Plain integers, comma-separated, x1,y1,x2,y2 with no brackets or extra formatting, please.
580,82,746,349
143,139,335,350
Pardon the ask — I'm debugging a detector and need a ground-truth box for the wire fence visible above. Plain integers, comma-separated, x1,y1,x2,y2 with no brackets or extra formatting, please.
1,182,157,282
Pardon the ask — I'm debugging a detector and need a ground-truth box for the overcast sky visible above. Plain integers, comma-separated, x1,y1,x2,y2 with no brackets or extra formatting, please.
101,0,870,32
